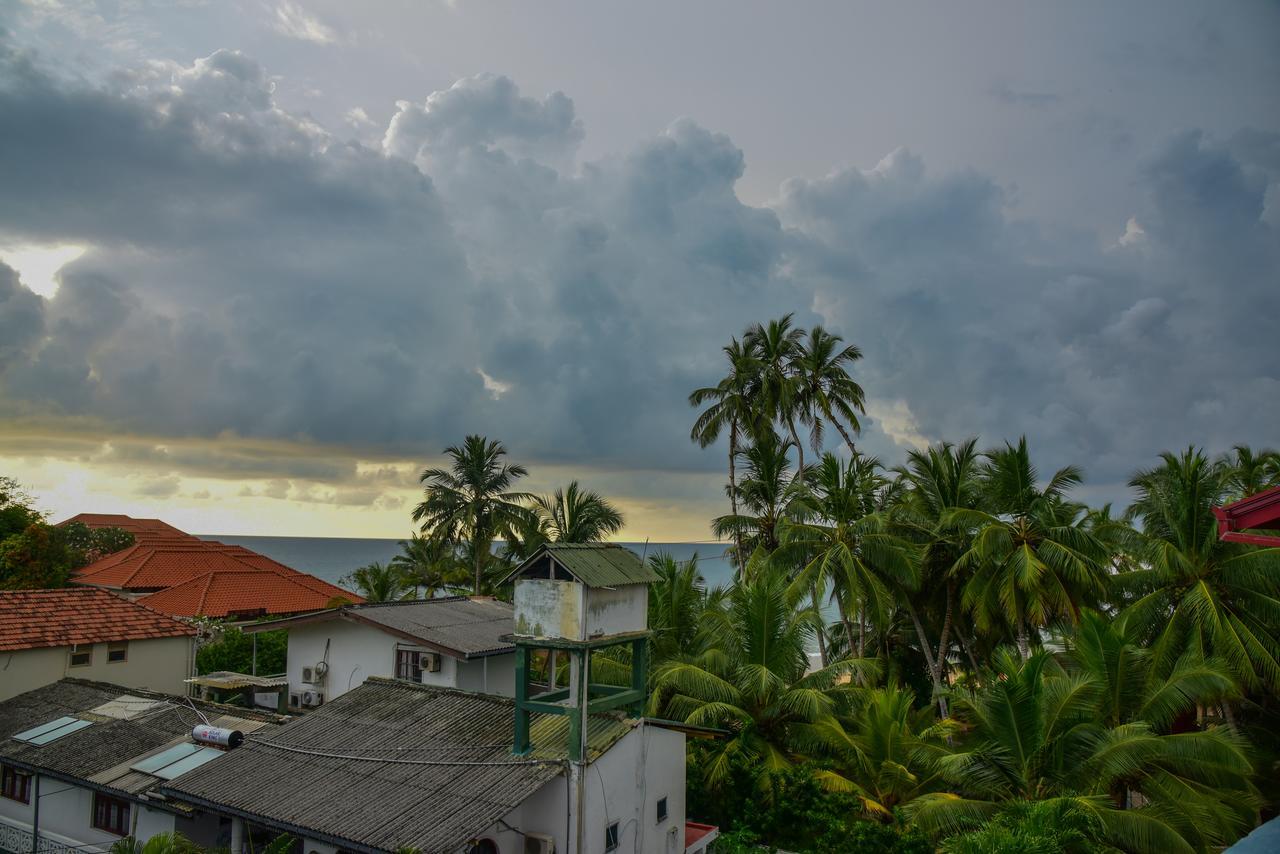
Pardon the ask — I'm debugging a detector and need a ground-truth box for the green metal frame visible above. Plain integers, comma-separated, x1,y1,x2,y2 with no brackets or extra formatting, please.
513,635,648,759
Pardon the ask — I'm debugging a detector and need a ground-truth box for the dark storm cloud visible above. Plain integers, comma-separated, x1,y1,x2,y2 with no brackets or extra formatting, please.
0,42,1277,499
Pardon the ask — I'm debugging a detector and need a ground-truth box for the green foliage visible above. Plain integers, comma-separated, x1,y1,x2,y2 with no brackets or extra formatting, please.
341,560,413,602
196,625,287,676
939,800,1105,854
109,832,206,854
0,477,134,588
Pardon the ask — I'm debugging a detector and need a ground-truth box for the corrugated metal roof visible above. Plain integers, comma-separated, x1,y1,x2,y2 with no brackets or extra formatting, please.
161,677,638,853
348,597,516,658
505,543,659,588
0,679,283,798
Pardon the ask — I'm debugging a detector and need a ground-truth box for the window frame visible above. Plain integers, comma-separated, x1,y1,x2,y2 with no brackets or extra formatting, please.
107,641,128,663
91,791,131,836
656,795,668,824
605,821,620,852
69,645,92,667
1,764,31,804
395,647,424,682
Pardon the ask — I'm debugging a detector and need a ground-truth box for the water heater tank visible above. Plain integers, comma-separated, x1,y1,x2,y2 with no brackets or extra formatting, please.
192,724,244,749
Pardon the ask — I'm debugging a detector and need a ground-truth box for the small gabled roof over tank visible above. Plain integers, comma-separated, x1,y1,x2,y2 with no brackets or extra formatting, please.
502,543,659,588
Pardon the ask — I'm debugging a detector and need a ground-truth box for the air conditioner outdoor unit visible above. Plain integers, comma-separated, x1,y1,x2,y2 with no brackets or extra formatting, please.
301,661,328,684
418,651,441,673
524,833,555,854
301,690,324,708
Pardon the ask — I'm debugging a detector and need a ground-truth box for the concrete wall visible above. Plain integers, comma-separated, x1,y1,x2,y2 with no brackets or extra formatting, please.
482,723,685,854
0,637,193,701
583,586,648,640
288,620,400,702
515,579,585,641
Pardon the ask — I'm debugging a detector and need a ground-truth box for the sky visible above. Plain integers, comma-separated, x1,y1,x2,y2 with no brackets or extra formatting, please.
0,0,1277,539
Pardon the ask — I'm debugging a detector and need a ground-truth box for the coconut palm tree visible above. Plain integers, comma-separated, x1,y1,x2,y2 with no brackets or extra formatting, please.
830,684,955,821
389,534,469,598
340,561,412,602
1122,447,1280,692
647,552,713,667
1219,444,1280,501
947,438,1108,659
713,430,803,563
782,452,919,664
652,556,876,791
745,315,808,471
793,324,866,456
530,481,624,543
893,439,984,706
690,337,764,569
413,435,532,595
908,649,1257,854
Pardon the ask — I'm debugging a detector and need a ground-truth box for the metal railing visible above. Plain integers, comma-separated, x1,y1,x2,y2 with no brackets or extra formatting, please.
0,822,110,854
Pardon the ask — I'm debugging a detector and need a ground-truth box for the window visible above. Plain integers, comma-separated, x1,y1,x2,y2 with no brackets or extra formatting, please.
69,645,91,667
395,648,423,682
604,821,619,852
656,796,668,824
1,764,31,804
92,792,131,836
107,641,128,663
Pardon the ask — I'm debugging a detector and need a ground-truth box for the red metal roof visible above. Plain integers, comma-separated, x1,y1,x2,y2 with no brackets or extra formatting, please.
685,822,719,851
0,588,195,652
137,570,360,619
1215,486,1280,547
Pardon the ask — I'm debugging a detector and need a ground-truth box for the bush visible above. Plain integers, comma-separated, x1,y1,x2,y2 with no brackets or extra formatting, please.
196,624,287,676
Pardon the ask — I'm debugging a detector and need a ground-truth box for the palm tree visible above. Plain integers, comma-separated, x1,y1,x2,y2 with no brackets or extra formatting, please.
782,452,918,665
530,481,624,543
1123,447,1280,692
793,324,866,455
389,534,469,598
908,649,1257,854
341,561,411,602
894,439,984,706
652,556,876,792
712,430,803,563
690,337,764,570
947,438,1108,659
1220,444,1280,501
745,315,808,471
830,684,954,821
647,552,712,666
413,435,532,595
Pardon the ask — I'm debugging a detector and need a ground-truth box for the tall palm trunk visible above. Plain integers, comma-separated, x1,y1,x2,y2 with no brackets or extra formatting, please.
728,420,744,573
904,599,949,718
935,582,954,681
473,531,485,595
832,418,857,455
811,583,829,667
1016,619,1031,661
786,416,805,474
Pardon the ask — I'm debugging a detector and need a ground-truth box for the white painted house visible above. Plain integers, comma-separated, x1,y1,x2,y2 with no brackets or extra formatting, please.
242,597,518,708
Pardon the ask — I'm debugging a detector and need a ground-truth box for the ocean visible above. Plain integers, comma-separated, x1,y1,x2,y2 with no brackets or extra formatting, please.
197,535,737,590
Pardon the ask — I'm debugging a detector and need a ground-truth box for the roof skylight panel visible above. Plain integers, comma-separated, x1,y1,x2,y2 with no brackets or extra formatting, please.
13,716,93,744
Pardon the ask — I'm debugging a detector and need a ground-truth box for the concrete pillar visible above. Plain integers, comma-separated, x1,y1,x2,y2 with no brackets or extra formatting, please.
230,817,244,854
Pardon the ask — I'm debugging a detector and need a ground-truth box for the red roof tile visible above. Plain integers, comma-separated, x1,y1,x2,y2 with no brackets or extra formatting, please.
137,570,361,619
0,588,195,652
59,513,192,537
76,547,274,590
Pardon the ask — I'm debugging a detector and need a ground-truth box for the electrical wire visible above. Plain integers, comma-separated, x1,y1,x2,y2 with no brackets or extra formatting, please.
245,738,564,767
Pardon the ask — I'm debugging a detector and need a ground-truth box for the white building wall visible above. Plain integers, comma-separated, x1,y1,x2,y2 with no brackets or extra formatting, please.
0,637,193,702
582,586,648,640
0,775,181,850
287,620,401,702
134,804,177,840
480,723,685,854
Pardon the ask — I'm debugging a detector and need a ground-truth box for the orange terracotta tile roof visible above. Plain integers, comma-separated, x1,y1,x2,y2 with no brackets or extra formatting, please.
137,570,361,619
76,547,274,590
59,513,191,537
0,588,195,652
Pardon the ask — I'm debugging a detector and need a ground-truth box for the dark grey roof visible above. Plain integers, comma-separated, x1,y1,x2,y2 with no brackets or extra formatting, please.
0,679,282,800
244,596,517,659
349,597,515,658
161,677,638,854
503,543,659,588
